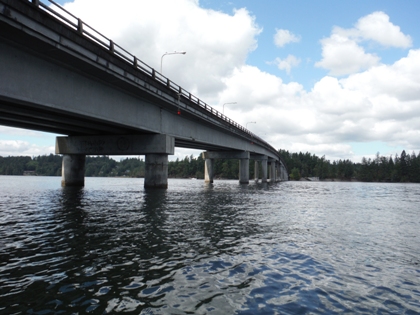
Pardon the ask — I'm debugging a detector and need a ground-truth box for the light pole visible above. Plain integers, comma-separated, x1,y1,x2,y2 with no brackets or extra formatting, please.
246,121,256,129
223,102,236,115
160,51,186,74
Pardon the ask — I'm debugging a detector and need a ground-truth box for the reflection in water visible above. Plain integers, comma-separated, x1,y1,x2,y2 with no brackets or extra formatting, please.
0,178,419,314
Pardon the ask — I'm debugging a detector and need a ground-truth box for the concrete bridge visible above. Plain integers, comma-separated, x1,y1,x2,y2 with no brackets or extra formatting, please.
0,0,288,188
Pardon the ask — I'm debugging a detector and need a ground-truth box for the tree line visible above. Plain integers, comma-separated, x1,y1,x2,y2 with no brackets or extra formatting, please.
0,154,237,179
1,150,419,182
279,149,420,182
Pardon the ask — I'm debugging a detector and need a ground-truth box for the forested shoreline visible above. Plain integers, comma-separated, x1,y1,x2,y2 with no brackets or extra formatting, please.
279,149,420,182
0,149,419,182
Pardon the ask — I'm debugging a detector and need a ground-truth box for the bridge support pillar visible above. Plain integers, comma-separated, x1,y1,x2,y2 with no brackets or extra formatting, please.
239,158,249,184
203,151,250,184
254,161,259,182
283,164,288,180
272,162,277,182
261,159,268,183
204,158,214,183
145,154,169,189
61,154,85,187
251,154,268,183
56,134,174,188
269,160,276,182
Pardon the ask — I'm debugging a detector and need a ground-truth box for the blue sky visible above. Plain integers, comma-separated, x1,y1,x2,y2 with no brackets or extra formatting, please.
1,0,420,162
207,0,419,88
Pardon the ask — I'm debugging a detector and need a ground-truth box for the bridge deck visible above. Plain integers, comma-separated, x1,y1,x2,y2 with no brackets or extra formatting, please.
0,0,288,171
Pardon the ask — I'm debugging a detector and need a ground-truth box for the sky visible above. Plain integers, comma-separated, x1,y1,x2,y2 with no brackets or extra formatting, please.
1,0,420,162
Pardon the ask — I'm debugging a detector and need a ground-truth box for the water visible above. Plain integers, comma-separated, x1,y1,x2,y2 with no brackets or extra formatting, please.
0,176,419,314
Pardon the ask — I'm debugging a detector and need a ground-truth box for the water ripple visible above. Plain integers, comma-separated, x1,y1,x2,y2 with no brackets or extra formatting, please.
0,177,419,314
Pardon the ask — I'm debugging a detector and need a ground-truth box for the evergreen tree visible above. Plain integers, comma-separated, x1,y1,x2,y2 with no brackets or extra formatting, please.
400,150,409,182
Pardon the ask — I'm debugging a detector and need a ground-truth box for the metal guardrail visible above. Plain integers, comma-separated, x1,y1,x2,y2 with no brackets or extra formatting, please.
27,0,280,158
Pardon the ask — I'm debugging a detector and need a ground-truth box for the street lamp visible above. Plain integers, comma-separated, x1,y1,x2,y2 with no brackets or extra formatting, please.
223,102,236,115
160,51,186,73
246,121,256,129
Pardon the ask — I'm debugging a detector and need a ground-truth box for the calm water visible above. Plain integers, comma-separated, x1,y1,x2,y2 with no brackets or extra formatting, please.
0,176,419,314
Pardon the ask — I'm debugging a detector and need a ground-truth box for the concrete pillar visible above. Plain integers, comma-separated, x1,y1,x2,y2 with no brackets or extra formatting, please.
145,154,168,189
61,154,85,187
261,159,268,183
56,134,174,188
204,158,214,183
279,165,283,181
203,151,250,184
254,160,259,181
272,162,276,182
239,158,249,184
269,161,276,182
271,162,277,183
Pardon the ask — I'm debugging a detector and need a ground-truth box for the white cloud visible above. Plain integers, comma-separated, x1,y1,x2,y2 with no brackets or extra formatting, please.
342,49,420,104
0,140,30,153
315,33,380,76
218,65,304,113
63,0,261,100
0,140,55,156
355,11,412,48
216,47,420,160
273,55,301,74
273,29,301,47
316,11,411,76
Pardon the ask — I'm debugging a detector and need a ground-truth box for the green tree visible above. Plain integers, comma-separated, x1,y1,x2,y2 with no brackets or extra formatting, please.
290,167,301,180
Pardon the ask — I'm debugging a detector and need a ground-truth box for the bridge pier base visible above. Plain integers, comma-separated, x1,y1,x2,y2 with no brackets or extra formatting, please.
254,161,259,182
261,159,268,183
203,151,250,184
239,159,249,184
251,154,268,182
272,162,276,182
269,160,276,182
61,154,85,187
145,154,169,189
204,158,214,183
56,134,174,188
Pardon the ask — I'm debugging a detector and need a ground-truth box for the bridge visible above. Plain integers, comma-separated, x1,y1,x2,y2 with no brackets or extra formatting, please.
0,0,288,188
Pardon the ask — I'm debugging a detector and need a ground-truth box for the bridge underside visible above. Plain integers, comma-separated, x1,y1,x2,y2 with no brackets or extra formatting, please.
0,97,233,151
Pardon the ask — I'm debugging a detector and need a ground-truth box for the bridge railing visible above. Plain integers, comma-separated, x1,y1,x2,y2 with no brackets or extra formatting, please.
29,0,280,157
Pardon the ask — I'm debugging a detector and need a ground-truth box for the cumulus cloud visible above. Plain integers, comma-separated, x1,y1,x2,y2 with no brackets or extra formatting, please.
217,47,420,159
0,140,30,153
0,140,54,156
218,65,304,113
273,55,301,74
355,11,412,48
316,11,412,76
315,34,380,76
62,0,261,100
274,29,301,47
